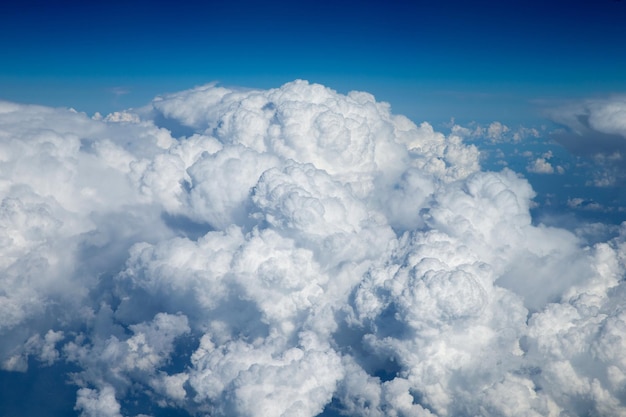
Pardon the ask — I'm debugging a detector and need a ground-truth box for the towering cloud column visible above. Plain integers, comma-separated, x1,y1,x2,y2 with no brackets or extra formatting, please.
1,82,625,417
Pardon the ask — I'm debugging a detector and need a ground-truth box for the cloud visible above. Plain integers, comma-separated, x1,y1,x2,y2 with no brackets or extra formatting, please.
487,121,509,141
1,82,626,417
75,385,123,417
109,87,131,97
527,157,554,174
568,197,604,211
548,96,626,187
450,120,542,144
526,151,563,174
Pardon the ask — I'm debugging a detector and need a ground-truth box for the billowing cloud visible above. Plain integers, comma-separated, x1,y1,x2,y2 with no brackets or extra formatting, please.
1,81,626,416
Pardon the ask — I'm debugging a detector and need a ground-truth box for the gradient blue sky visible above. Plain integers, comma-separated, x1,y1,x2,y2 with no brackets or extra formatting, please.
2,0,625,124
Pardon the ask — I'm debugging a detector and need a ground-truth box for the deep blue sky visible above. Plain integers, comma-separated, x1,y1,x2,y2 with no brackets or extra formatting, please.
2,0,625,124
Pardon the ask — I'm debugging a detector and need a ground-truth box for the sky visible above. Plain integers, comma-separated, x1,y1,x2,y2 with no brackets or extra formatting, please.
2,1,626,417
2,0,626,123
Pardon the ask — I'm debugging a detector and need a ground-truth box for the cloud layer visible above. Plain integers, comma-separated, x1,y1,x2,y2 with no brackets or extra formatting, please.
1,81,626,416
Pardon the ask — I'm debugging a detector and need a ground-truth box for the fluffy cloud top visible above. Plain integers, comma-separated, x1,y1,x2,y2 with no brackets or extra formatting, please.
1,81,626,417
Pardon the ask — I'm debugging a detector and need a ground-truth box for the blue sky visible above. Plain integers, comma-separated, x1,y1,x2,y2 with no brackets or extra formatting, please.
2,0,625,123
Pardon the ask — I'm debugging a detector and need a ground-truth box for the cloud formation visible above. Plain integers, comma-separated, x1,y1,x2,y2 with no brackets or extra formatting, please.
450,121,541,144
1,81,626,416
549,96,626,187
526,151,564,175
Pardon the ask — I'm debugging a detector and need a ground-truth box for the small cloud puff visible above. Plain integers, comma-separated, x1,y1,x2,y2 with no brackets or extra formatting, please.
525,151,564,175
527,157,554,174
1,81,626,417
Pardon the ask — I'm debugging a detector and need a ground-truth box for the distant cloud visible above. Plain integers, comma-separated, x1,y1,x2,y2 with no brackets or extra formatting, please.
451,120,543,143
487,121,509,140
75,385,122,417
526,151,564,174
567,197,604,211
527,157,554,173
109,86,130,97
103,111,140,123
1,83,626,416
549,96,626,187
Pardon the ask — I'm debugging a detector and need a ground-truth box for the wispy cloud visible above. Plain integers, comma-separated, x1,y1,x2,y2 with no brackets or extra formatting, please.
108,86,130,97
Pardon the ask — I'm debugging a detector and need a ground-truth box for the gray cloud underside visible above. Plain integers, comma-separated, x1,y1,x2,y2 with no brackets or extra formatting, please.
1,81,626,417
549,96,626,187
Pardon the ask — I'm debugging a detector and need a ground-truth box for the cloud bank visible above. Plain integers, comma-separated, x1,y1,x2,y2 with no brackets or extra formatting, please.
1,81,626,417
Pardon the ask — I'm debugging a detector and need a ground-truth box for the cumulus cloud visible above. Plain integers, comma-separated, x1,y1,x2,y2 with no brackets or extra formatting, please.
1,81,626,417
487,121,509,141
527,157,554,174
75,385,123,417
526,151,564,174
450,120,542,144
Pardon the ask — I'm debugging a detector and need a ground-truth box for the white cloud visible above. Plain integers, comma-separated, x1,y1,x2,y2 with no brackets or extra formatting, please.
103,111,140,123
585,97,626,137
451,121,542,144
75,385,123,417
525,150,564,175
1,82,626,417
527,157,554,174
487,121,510,140
567,198,605,211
